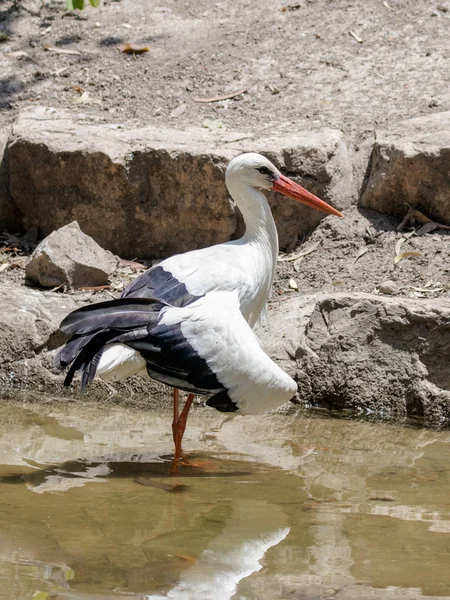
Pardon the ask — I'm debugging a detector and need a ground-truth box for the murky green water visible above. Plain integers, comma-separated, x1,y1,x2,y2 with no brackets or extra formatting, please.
1,397,450,600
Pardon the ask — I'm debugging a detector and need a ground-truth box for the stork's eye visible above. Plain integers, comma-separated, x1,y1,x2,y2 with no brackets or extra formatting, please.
257,166,274,178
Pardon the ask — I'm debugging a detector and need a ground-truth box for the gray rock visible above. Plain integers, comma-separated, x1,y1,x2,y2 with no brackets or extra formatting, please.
25,221,118,289
378,280,400,295
0,283,80,389
0,282,171,406
360,112,450,224
261,293,450,426
0,126,20,231
7,106,353,257
0,284,78,360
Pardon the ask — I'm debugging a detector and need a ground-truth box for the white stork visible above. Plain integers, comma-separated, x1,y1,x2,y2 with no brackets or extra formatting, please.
54,153,342,471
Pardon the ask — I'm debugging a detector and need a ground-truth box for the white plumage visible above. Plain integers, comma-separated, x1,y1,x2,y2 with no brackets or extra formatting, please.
56,152,342,467
97,154,284,393
161,290,297,414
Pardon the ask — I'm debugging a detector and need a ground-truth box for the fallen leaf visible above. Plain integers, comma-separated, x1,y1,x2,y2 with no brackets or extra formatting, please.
118,43,150,54
395,236,406,256
72,90,101,106
66,0,85,9
119,258,147,270
5,51,29,58
349,30,364,43
278,241,321,262
266,84,280,95
397,206,450,232
0,263,9,272
73,91,91,104
193,88,248,103
202,118,223,130
76,285,112,291
293,258,304,273
412,287,443,293
349,246,368,272
43,44,82,56
289,278,299,291
415,222,439,235
170,103,187,118
394,251,422,265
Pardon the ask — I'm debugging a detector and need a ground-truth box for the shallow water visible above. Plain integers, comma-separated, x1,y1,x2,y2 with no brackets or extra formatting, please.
1,398,450,600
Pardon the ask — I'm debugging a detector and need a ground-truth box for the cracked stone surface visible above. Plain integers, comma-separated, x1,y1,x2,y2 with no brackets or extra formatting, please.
6,106,353,257
360,112,450,224
260,293,450,426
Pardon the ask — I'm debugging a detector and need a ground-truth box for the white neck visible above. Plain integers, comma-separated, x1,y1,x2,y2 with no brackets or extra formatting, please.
227,179,278,245
226,181,279,324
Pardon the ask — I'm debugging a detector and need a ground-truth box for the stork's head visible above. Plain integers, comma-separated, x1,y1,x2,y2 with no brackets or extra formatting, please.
225,152,343,217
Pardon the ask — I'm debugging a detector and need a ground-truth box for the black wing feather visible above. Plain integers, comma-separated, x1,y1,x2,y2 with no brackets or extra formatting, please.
59,298,164,336
122,265,200,307
55,292,226,398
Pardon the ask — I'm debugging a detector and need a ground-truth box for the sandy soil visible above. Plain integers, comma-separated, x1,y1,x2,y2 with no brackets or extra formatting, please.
1,0,450,140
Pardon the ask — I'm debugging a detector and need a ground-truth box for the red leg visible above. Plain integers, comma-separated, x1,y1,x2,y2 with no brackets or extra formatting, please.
170,393,194,473
172,388,180,447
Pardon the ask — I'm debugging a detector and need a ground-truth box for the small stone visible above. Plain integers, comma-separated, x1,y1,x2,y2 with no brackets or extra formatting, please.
25,221,118,289
378,280,399,295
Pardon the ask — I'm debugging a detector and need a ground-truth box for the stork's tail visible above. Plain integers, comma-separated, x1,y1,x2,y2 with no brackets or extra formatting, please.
54,298,162,389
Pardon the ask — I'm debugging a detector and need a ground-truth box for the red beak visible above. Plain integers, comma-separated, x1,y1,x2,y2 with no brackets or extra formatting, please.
272,174,343,218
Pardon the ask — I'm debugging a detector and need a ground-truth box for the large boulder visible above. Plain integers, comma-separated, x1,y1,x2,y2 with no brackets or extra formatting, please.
7,106,353,258
0,284,80,387
360,112,450,223
25,221,118,289
261,293,450,426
